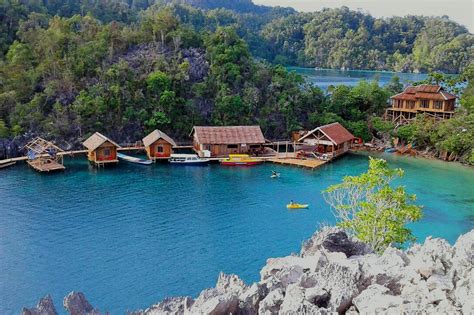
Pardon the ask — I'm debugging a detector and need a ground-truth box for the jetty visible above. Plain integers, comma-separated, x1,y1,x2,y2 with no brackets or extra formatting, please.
24,137,66,172
268,158,327,169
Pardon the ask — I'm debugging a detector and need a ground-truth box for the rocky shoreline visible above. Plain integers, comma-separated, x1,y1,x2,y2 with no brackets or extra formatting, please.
22,227,473,314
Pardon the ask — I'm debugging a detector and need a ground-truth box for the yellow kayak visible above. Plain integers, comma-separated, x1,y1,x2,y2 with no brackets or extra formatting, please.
287,203,309,209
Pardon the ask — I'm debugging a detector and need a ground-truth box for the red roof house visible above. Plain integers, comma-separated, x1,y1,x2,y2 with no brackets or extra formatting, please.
298,122,354,159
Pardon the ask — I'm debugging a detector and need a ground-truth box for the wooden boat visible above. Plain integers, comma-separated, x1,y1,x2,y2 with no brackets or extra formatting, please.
220,154,262,166
0,161,16,169
117,153,152,165
169,154,210,165
287,203,309,209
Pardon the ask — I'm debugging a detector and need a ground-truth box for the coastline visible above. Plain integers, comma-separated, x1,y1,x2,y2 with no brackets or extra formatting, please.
351,146,474,169
22,227,474,314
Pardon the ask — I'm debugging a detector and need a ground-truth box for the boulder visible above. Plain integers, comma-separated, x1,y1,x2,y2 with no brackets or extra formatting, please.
187,273,247,314
407,236,454,278
279,284,321,314
257,288,284,314
353,284,403,313
63,292,100,315
301,227,371,258
22,295,58,315
238,283,268,315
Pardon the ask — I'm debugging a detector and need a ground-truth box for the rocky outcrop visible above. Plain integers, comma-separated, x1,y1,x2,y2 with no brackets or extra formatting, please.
23,227,474,314
22,295,58,315
63,292,100,315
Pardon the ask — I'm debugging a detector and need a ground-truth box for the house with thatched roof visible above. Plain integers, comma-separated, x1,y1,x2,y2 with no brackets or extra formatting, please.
142,130,177,161
191,126,266,157
83,132,121,166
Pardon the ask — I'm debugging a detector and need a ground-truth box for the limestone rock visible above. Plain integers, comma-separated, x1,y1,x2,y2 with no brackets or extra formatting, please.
279,284,321,314
238,283,268,315
139,297,193,315
353,284,403,313
407,236,454,278
257,288,284,314
22,295,58,315
63,292,100,315
188,273,247,314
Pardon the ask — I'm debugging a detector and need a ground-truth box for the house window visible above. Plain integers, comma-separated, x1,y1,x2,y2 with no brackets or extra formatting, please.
434,100,443,110
407,101,415,109
104,148,110,156
156,145,164,153
420,99,429,108
227,144,238,149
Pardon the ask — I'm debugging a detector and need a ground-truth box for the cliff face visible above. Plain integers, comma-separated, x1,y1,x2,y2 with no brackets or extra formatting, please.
23,227,474,314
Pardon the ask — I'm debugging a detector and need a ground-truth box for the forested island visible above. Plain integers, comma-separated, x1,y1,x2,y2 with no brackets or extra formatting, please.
0,0,473,163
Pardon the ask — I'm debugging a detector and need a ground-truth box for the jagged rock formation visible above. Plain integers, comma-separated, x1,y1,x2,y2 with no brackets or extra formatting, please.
21,295,58,315
22,228,474,314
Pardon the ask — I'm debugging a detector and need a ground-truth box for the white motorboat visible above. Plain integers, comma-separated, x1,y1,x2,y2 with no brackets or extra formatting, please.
169,154,210,165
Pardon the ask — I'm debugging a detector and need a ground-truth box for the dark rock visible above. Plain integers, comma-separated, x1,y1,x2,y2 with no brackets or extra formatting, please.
21,295,58,315
301,227,372,257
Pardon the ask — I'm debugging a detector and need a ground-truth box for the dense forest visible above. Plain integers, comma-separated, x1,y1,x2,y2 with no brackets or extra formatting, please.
0,0,473,163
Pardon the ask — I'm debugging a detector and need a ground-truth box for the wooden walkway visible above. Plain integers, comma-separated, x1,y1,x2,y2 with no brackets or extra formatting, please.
268,158,327,169
0,147,144,165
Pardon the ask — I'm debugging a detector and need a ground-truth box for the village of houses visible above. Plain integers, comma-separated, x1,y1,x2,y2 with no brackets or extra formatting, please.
0,84,458,172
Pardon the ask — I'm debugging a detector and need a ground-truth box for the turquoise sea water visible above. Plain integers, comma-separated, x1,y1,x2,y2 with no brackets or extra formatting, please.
0,153,473,314
289,67,428,90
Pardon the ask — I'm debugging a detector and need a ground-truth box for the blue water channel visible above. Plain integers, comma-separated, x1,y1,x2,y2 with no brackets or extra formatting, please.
0,152,473,314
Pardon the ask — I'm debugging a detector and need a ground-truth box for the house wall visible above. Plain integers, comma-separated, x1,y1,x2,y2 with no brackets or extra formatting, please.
147,139,172,159
92,141,117,162
391,98,455,113
194,142,261,157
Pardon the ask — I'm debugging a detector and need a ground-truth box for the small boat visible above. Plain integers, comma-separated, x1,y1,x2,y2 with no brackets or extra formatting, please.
117,153,152,165
287,203,309,209
221,154,262,166
0,161,16,169
169,154,210,165
384,147,397,153
271,172,280,179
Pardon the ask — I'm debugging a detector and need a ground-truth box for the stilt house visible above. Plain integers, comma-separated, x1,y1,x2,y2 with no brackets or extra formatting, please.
83,132,120,166
142,129,177,160
191,126,266,157
385,85,456,124
298,122,354,159
24,137,66,172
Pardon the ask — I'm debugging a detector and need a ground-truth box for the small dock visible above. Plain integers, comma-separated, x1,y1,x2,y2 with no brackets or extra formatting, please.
268,158,327,169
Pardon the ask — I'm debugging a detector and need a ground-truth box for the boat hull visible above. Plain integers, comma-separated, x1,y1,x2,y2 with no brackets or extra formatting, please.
169,161,209,166
117,153,152,165
287,204,309,209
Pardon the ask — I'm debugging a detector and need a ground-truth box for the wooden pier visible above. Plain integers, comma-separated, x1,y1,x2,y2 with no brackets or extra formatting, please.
268,158,327,169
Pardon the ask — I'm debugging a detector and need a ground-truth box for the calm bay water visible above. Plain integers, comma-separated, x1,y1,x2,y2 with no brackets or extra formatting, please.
1,153,473,314
289,67,428,90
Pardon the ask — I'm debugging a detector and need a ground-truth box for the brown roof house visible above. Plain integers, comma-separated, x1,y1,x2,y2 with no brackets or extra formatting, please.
298,122,354,159
142,130,177,161
83,132,121,166
386,84,456,124
191,126,266,157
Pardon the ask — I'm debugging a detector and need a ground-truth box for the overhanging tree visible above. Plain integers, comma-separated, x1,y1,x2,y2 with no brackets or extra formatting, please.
323,157,422,253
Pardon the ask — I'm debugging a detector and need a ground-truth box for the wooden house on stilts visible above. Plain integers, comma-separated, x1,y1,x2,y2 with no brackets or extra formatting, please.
83,132,120,166
298,122,354,159
142,129,177,161
24,137,66,172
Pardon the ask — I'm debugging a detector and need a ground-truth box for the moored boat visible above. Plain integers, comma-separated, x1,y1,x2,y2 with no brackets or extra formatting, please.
220,154,262,166
169,154,210,165
117,153,152,165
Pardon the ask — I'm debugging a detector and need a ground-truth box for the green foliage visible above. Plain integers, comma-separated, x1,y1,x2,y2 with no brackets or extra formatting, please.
0,119,9,137
323,158,423,253
371,117,394,134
